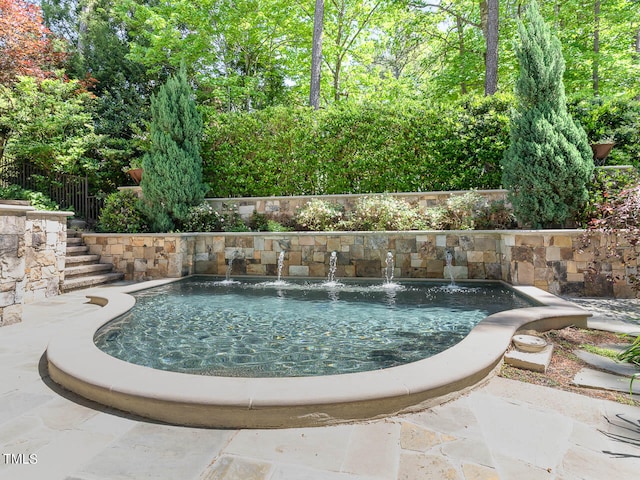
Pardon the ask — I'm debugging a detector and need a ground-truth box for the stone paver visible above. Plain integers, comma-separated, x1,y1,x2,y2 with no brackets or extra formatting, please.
0,286,639,480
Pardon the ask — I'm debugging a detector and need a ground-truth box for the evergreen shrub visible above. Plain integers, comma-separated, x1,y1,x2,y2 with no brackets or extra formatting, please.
142,66,206,231
502,1,594,228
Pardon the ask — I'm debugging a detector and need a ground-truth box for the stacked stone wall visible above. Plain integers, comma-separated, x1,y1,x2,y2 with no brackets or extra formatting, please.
81,230,639,298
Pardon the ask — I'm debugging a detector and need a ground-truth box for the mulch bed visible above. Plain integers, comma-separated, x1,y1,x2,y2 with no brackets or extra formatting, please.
499,326,640,407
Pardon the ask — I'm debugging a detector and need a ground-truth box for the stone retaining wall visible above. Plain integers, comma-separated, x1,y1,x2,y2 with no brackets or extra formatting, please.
209,190,510,219
118,188,509,220
81,230,639,298
0,205,71,326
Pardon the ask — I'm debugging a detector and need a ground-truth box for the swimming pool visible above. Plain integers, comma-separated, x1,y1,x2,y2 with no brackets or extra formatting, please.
94,278,534,377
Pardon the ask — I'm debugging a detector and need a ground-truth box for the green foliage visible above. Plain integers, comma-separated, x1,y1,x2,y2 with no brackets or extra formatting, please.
502,1,594,228
0,184,59,210
617,335,640,395
0,76,103,176
141,66,207,232
203,95,511,197
96,190,148,233
618,335,640,366
568,94,640,168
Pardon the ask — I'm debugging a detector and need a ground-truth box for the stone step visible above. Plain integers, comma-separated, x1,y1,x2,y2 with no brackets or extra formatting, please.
66,236,84,246
573,368,640,396
66,245,89,255
65,254,101,266
65,263,115,278
62,272,125,292
574,349,639,377
67,229,81,238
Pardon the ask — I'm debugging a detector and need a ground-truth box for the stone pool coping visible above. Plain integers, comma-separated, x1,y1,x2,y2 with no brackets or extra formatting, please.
46,278,590,428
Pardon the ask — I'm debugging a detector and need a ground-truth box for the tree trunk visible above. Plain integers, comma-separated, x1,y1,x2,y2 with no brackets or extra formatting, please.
593,0,600,96
309,0,324,109
456,15,467,95
483,0,499,95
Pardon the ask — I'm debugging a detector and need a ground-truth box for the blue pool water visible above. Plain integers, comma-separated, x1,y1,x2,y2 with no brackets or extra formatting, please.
94,277,535,377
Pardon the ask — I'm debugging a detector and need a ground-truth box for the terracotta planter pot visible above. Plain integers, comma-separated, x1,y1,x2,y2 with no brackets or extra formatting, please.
127,168,143,184
590,143,615,164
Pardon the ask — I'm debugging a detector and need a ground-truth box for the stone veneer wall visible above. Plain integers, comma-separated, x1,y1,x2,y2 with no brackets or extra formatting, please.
82,230,639,298
118,188,509,220
0,205,71,326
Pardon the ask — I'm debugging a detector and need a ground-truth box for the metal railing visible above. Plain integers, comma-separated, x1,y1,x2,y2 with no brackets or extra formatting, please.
0,159,103,227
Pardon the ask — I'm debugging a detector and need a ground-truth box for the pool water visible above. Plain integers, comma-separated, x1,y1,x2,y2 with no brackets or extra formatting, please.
94,277,535,377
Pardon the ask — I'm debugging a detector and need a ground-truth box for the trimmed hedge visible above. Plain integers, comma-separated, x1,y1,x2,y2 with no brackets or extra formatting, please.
202,95,512,197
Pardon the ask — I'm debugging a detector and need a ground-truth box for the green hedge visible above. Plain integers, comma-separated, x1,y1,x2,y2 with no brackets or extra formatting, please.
202,94,639,198
202,95,512,197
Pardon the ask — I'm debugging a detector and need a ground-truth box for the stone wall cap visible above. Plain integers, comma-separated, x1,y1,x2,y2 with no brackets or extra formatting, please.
26,210,74,218
0,204,35,214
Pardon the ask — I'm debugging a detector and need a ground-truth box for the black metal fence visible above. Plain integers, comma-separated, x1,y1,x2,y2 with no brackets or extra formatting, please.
0,159,103,227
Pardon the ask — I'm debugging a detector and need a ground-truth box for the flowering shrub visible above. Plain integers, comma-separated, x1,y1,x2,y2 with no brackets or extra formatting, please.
421,192,515,230
182,202,249,232
294,199,344,231
339,195,425,231
181,202,224,232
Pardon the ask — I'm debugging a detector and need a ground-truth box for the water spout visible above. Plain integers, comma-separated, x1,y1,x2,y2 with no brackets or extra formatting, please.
384,251,394,284
445,250,455,285
277,251,285,282
326,251,338,284
226,250,241,281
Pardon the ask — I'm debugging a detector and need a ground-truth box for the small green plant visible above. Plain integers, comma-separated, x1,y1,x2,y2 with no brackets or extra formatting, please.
295,199,345,231
97,190,149,233
339,195,425,231
617,335,640,395
0,185,59,210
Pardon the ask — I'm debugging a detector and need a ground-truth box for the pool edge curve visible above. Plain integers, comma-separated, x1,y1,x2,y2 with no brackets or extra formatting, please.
46,280,590,429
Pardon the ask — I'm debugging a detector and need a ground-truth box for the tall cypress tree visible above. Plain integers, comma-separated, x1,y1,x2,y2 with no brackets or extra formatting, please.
142,66,206,232
502,0,593,228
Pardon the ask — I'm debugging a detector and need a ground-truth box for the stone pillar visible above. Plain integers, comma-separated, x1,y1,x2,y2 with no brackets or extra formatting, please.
1,205,72,326
0,205,30,326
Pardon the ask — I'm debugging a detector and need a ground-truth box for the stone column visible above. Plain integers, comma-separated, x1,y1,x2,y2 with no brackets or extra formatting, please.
0,205,30,326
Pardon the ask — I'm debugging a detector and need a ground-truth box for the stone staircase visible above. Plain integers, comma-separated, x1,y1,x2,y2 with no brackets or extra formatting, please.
63,231,124,292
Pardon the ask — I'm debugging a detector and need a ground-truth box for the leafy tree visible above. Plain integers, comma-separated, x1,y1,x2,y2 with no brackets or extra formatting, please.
141,66,206,232
0,75,102,176
502,1,594,228
0,0,65,85
42,0,155,193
